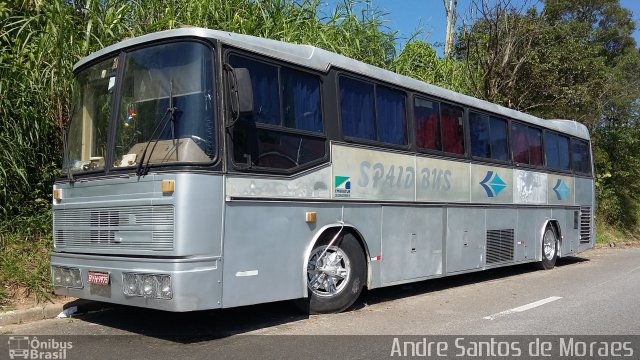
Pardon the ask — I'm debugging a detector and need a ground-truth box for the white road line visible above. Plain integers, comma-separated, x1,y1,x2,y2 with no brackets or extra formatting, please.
483,296,563,320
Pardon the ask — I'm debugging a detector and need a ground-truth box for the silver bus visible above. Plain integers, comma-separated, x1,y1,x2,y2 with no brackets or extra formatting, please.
51,28,594,314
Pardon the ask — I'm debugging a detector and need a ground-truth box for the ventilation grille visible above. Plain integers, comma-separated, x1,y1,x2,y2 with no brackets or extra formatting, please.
486,229,515,264
580,206,592,243
53,205,174,251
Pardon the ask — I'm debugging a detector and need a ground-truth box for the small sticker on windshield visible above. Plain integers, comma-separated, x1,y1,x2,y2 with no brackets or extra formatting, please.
108,77,115,90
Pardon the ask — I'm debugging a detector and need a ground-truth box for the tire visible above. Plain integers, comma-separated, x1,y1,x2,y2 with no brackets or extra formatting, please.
297,232,366,314
536,225,558,270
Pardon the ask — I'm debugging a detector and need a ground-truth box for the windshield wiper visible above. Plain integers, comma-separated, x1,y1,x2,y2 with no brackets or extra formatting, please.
136,80,178,177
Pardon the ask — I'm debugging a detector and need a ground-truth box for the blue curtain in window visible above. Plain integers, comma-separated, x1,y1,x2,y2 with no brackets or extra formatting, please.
557,136,570,170
470,113,490,158
489,117,508,161
545,133,560,169
340,77,375,140
282,68,322,132
376,86,407,145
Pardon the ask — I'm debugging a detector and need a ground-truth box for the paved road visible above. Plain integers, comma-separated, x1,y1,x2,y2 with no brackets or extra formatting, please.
1,247,639,359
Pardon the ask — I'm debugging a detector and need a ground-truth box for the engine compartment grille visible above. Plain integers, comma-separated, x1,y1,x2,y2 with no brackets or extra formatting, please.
53,205,174,251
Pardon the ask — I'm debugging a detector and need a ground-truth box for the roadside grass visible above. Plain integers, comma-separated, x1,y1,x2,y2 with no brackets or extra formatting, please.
595,220,640,246
0,211,53,308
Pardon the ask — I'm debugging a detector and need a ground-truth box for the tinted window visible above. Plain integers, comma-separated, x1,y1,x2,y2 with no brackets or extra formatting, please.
340,77,375,141
376,86,407,145
528,127,543,166
470,113,490,158
469,112,507,160
282,67,322,132
228,54,325,170
441,103,465,154
572,138,591,175
339,76,407,145
511,123,529,164
545,132,570,171
511,123,543,166
490,117,508,161
414,98,440,150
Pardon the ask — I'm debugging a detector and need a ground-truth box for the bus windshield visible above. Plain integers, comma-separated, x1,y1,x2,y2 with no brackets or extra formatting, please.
64,41,216,173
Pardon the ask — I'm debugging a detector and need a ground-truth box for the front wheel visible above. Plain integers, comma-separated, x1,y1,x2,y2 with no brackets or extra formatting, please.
536,226,558,270
297,233,366,314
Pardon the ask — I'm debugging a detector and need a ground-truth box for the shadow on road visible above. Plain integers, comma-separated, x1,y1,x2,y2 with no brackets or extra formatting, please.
72,255,589,343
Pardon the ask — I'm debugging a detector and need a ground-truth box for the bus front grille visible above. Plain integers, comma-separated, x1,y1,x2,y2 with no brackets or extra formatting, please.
580,206,592,243
53,205,174,251
486,229,515,265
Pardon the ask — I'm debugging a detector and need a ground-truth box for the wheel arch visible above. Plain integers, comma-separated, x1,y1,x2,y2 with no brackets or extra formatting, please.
300,223,371,298
541,218,562,258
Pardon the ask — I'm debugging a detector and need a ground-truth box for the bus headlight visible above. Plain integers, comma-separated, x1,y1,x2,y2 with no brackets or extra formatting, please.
122,273,172,299
51,266,83,288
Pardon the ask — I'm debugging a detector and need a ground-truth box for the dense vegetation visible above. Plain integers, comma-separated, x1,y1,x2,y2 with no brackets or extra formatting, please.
1,0,638,305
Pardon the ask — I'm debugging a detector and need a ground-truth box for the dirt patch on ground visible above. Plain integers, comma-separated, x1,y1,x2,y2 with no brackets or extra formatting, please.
596,242,640,249
1,285,75,312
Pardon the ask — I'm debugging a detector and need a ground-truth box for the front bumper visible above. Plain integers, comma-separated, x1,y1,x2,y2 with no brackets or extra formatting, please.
51,252,222,312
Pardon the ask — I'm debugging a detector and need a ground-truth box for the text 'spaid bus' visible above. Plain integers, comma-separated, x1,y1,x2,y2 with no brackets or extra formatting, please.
51,28,594,314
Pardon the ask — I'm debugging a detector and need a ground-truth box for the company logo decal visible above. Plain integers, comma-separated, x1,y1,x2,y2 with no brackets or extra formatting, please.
334,176,351,198
480,171,507,198
553,179,570,200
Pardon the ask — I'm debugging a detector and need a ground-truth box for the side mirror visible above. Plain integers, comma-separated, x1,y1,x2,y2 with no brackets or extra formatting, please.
227,66,253,119
234,68,253,115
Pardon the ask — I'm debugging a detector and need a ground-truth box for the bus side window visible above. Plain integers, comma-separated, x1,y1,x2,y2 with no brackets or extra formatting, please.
441,103,464,154
339,77,376,141
376,85,407,145
511,123,529,164
469,112,490,158
489,116,508,161
414,97,441,151
545,132,570,171
571,138,591,175
528,127,543,166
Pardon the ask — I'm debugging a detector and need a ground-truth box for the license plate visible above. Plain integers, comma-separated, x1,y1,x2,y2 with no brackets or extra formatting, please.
88,271,110,285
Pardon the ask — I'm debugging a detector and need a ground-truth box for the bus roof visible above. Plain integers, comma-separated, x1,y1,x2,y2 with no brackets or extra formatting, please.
74,27,590,140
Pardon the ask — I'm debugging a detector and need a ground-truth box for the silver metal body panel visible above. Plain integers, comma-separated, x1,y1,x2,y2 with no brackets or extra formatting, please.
74,28,590,141
380,207,443,283
446,208,485,273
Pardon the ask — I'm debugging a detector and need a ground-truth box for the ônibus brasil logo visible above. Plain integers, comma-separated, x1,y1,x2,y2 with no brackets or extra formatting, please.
479,170,507,198
7,336,73,359
334,176,351,198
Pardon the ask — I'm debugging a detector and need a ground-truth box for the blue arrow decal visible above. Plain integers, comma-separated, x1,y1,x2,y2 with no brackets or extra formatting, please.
553,179,570,200
480,171,494,197
489,173,506,196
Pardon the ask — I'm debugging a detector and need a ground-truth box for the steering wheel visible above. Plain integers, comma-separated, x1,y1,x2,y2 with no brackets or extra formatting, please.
255,151,298,168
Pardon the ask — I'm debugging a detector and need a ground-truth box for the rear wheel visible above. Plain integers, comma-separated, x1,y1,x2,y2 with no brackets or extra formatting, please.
536,226,558,270
297,233,366,314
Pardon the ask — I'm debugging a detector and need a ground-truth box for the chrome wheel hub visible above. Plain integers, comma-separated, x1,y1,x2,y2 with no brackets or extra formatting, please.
543,230,556,261
307,245,351,297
